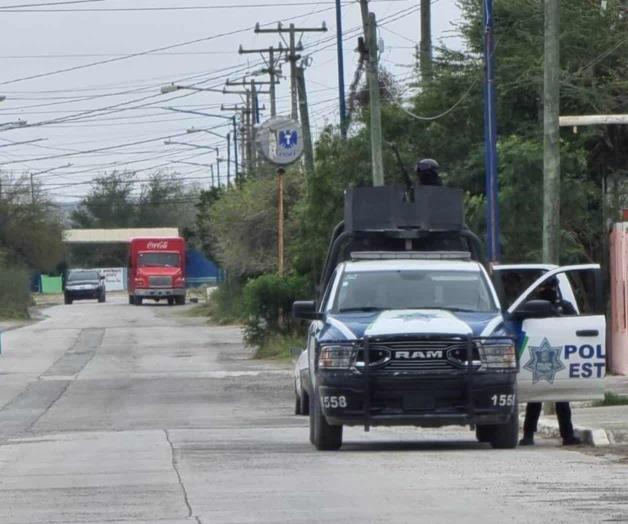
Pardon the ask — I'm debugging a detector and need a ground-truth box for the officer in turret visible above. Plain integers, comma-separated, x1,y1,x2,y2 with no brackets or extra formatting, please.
415,158,443,186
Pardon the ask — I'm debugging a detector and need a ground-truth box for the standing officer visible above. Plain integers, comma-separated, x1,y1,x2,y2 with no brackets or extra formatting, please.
519,278,581,446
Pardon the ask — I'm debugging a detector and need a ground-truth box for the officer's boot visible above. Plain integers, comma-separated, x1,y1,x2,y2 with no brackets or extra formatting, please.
519,431,534,446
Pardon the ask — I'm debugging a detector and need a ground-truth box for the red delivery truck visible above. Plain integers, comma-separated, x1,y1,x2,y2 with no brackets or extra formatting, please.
128,237,186,306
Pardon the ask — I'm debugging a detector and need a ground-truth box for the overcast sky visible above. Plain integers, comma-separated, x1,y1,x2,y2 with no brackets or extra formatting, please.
0,0,462,201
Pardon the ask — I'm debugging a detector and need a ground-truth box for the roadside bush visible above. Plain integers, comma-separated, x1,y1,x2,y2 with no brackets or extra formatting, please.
206,278,246,325
256,333,307,360
242,273,312,346
0,267,31,319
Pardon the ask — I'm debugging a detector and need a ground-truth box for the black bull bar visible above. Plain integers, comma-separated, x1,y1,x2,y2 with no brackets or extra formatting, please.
360,334,517,431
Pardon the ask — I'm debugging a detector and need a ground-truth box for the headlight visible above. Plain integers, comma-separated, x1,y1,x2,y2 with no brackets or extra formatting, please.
477,340,517,370
318,345,355,369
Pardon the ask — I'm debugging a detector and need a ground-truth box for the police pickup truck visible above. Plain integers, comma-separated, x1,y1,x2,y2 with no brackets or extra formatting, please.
293,185,605,450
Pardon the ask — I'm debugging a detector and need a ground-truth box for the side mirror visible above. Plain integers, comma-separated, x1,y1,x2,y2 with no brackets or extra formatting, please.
510,299,555,320
292,300,322,321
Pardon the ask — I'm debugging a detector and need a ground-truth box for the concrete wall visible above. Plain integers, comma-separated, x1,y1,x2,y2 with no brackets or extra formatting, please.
610,222,628,375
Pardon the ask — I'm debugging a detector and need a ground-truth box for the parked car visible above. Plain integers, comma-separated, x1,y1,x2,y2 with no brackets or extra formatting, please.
64,269,106,305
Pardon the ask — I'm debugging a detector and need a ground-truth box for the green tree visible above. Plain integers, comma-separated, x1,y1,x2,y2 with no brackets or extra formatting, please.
208,171,303,276
69,171,200,267
71,172,136,229
0,174,64,272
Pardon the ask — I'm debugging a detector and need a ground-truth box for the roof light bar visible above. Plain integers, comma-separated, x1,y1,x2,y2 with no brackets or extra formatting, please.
350,251,472,261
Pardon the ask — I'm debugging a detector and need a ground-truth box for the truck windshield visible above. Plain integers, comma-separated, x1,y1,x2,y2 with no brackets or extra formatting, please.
68,271,99,281
334,269,497,313
138,252,180,267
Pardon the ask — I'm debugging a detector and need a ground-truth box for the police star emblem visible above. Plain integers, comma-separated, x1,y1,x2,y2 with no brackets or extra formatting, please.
523,337,565,384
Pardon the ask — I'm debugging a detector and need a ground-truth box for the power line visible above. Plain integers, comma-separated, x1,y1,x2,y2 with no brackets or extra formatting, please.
0,0,409,11
0,5,336,87
0,0,102,8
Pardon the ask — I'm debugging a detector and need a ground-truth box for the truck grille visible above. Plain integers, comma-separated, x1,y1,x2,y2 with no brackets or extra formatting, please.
148,276,172,288
358,338,479,373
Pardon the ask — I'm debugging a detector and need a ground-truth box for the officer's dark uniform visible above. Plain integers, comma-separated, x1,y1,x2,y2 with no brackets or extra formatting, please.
415,158,443,186
520,280,581,446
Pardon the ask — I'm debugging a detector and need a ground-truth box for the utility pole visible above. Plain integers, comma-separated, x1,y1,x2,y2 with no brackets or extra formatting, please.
210,164,215,187
359,2,385,186
277,167,285,276
255,22,327,121
223,83,268,178
238,44,284,118
335,0,348,137
543,0,561,265
30,173,35,204
296,65,314,178
223,105,247,184
420,0,432,82
226,132,231,187
483,0,500,262
217,112,240,185
215,147,221,182
250,80,259,124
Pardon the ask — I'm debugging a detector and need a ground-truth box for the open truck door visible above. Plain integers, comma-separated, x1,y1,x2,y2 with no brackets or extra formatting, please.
505,264,605,402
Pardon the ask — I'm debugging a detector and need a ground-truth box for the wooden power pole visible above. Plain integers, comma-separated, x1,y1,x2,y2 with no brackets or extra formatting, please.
296,65,314,178
359,1,385,186
543,0,561,265
420,0,432,82
254,22,327,121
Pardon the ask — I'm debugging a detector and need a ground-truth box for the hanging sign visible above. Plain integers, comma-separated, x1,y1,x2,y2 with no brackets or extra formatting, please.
256,116,303,166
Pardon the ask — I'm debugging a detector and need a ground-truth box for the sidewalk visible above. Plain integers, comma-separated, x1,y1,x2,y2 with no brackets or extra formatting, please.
533,375,628,446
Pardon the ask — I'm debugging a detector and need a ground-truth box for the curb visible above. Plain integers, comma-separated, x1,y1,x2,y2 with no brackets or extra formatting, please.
521,415,612,447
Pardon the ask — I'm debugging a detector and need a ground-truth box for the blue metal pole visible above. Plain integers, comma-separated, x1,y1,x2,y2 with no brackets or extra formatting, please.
483,0,500,262
335,0,347,138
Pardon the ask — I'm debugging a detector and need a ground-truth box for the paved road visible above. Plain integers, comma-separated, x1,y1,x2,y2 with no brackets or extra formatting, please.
0,298,626,524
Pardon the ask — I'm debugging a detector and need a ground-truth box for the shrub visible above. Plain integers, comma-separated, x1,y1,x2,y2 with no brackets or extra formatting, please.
206,278,246,325
0,267,31,319
242,273,312,346
256,333,307,360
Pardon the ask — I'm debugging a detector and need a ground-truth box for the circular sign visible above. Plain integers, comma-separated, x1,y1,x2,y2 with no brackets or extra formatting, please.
256,116,304,166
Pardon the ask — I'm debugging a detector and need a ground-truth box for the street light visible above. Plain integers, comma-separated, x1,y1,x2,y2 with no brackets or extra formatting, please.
29,163,72,203
0,138,46,149
186,127,226,140
163,140,217,150
160,83,222,94
160,105,240,184
169,160,220,188
0,119,27,130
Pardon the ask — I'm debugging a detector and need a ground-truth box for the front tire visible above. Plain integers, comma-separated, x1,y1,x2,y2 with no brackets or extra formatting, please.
299,388,310,416
64,294,72,305
175,295,186,305
475,424,495,443
128,295,134,305
309,389,342,450
134,297,143,306
490,405,519,449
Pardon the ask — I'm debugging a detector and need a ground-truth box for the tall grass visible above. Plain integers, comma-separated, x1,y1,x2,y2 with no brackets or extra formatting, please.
0,267,31,319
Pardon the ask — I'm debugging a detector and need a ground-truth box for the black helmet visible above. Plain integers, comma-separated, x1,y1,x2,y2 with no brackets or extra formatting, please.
415,158,440,174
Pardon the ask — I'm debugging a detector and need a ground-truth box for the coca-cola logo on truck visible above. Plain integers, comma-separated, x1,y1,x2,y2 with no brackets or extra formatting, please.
146,240,169,249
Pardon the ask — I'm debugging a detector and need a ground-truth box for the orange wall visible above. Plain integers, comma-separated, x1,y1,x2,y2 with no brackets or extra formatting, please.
610,223,628,375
